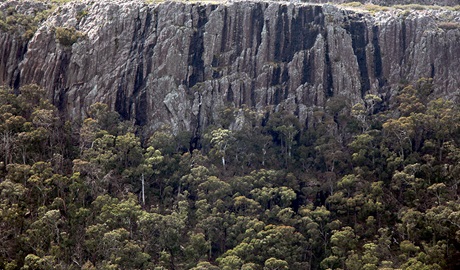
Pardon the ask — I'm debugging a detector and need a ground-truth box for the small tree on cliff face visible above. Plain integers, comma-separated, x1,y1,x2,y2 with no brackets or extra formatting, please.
55,27,83,47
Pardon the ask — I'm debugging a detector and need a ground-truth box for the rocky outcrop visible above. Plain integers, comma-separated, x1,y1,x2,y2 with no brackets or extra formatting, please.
1,0,460,135
304,0,460,6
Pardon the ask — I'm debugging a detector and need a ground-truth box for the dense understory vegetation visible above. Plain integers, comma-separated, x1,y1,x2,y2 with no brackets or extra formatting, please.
1,79,460,269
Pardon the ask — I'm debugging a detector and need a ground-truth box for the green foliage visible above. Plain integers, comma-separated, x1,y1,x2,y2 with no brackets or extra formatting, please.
54,27,83,46
393,4,429,10
342,2,363,8
0,2,54,39
76,8,89,23
264,257,289,270
1,82,460,269
363,4,390,13
438,21,460,30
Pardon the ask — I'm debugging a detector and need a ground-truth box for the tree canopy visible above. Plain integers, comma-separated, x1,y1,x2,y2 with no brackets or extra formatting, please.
1,81,460,269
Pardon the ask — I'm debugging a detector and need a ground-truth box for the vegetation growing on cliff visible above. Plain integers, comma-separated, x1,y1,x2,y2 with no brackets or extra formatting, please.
54,26,84,46
0,2,54,39
341,1,460,14
0,80,459,270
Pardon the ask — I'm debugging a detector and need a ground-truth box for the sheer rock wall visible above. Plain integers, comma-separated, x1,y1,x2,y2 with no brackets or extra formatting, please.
1,0,460,134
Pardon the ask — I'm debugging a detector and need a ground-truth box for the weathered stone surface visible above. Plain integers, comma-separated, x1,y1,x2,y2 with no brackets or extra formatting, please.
1,0,460,135
0,0,50,89
304,0,460,6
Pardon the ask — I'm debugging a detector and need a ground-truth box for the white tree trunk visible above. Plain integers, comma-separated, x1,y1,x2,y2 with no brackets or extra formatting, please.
141,173,145,206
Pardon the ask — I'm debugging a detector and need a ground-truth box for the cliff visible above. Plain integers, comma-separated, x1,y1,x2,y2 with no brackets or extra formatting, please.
304,0,460,6
1,0,460,135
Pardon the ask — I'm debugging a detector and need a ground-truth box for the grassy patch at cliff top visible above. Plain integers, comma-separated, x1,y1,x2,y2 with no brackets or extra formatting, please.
341,1,460,12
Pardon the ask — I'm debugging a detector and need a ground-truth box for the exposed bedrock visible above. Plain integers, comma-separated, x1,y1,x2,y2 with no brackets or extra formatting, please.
1,0,460,134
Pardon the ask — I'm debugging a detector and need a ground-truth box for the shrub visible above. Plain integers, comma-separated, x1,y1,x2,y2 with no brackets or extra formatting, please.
76,9,88,23
438,22,460,30
55,26,83,46
0,19,9,31
393,4,427,10
0,4,53,39
342,2,363,8
364,4,389,13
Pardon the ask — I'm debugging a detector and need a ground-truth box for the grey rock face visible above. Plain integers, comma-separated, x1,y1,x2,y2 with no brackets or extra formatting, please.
303,0,460,6
0,0,49,88
1,0,460,135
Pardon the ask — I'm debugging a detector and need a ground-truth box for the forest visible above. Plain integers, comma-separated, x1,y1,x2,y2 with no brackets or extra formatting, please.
0,79,460,269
